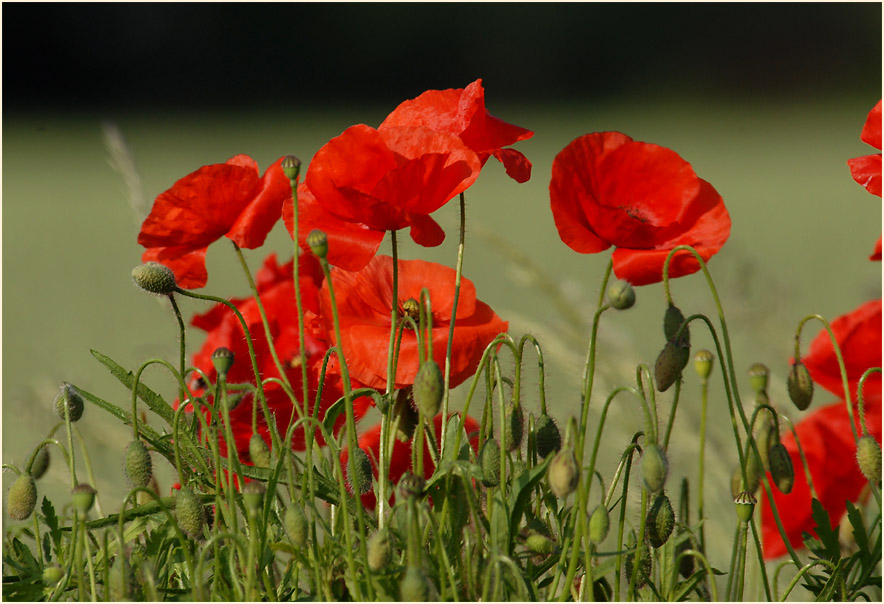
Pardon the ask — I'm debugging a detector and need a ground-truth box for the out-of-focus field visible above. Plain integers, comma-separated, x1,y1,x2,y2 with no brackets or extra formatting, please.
3,96,880,594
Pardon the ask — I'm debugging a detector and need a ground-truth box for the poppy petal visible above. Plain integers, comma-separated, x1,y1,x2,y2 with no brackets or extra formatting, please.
142,245,208,290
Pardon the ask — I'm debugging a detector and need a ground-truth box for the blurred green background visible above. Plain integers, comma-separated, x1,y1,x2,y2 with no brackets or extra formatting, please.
3,3,881,597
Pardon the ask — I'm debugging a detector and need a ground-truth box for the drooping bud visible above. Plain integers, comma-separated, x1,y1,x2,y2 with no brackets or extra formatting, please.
29,445,50,480
856,435,882,484
588,504,610,544
413,360,443,418
367,528,394,572
524,532,557,555
54,382,84,423
641,444,669,493
502,402,524,452
7,474,37,520
347,447,374,495
124,440,153,488
398,472,426,499
71,483,96,514
281,154,302,181
306,229,329,259
479,439,501,487
249,433,271,467
787,361,814,411
284,505,308,547
175,486,205,540
131,261,177,296
534,414,562,459
768,443,795,494
399,566,430,602
242,481,266,513
547,448,579,498
607,280,636,310
655,341,690,392
754,412,777,472
211,347,235,378
747,363,770,394
663,303,690,347
734,490,757,523
624,540,653,589
693,349,714,380
646,493,675,548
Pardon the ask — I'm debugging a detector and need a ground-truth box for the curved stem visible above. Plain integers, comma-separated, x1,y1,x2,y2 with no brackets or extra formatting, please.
168,294,187,403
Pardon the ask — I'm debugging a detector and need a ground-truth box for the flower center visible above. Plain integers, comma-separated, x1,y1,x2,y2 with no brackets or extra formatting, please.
399,297,421,322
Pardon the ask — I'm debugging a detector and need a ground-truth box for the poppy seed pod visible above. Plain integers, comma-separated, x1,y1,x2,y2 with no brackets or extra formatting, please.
646,493,675,548
856,435,881,485
534,414,562,459
249,433,271,467
7,474,37,520
347,447,374,495
787,361,814,411
768,443,795,494
401,297,421,321
175,486,205,540
747,363,770,394
413,360,444,418
54,382,84,423
693,349,714,380
607,280,636,310
367,528,394,572
655,341,690,392
71,483,96,514
131,261,177,296
547,448,579,498
281,154,301,181
734,490,757,523
641,444,669,493
663,304,690,347
306,229,329,259
284,506,308,547
479,439,501,487
124,440,153,488
211,346,235,378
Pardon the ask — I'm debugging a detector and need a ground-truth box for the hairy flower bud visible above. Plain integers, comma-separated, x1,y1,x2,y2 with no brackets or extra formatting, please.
655,341,690,392
306,229,329,259
641,444,669,493
131,261,177,295
7,474,37,520
624,540,652,588
693,349,714,380
479,439,501,487
646,493,675,548
502,402,524,452
734,490,757,523
54,382,84,423
367,528,394,571
211,347,235,378
768,443,794,494
534,414,562,459
42,565,64,586
663,303,690,347
399,566,430,602
548,448,579,498
30,445,50,480
413,360,444,418
242,481,265,513
747,363,770,394
607,280,636,310
249,433,271,467
284,506,308,547
856,435,882,484
588,504,610,544
398,472,426,499
787,361,814,411
125,440,153,488
347,447,374,496
71,483,96,514
176,486,205,540
525,532,556,555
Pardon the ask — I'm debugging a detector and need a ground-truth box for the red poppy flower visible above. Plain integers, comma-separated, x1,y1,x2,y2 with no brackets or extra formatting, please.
761,398,882,560
549,132,731,286
320,255,508,390
340,413,480,510
186,253,371,458
847,100,882,260
304,124,481,258
379,79,534,183
282,181,386,272
138,155,291,288
801,299,882,404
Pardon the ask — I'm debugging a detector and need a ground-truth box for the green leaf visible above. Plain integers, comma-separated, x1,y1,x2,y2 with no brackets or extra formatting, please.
91,349,174,424
40,496,62,556
508,455,552,545
809,497,841,562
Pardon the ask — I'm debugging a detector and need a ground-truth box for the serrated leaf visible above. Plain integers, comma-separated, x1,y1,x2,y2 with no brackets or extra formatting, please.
809,497,841,562
508,455,552,545
91,349,174,424
846,501,870,559
40,496,62,555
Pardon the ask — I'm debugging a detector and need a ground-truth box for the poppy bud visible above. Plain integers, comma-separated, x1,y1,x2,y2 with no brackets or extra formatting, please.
347,447,374,495
479,439,501,487
281,154,301,181
71,483,96,514
856,435,882,485
655,341,690,392
534,414,562,459
646,493,675,548
787,361,814,411
663,303,690,347
211,347,235,378
547,448,579,498
399,566,430,602
525,532,556,555
734,490,757,523
747,363,769,394
175,486,205,540
607,280,636,310
641,444,669,493
413,360,443,418
242,481,265,513
42,565,64,586
367,528,393,571
588,504,610,544
30,446,50,480
125,440,153,488
693,349,714,380
284,505,308,547
131,261,177,296
624,541,652,589
249,433,271,467
306,229,329,259
768,443,794,494
54,382,84,423
755,415,777,472
502,402,524,452
398,471,426,499
7,474,37,520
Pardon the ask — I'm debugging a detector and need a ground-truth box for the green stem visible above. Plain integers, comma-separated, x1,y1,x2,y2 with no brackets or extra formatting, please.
698,372,709,552
168,294,187,403
378,231,399,528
